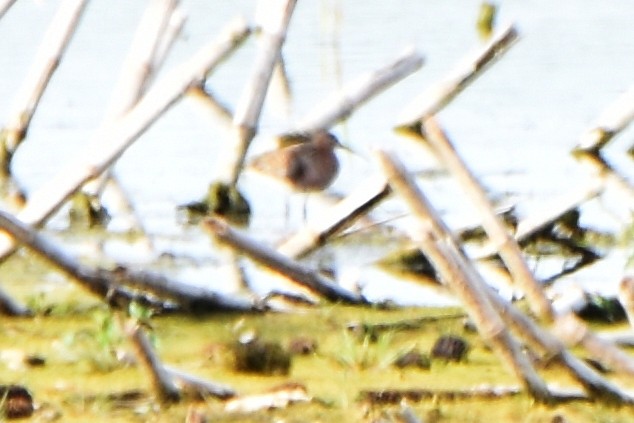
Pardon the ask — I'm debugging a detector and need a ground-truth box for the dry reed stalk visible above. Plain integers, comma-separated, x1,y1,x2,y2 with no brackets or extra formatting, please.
82,0,182,246
292,47,424,133
0,0,16,19
0,210,258,312
376,150,552,403
126,322,181,403
225,0,297,185
186,85,234,126
1,0,87,172
574,84,634,152
202,218,367,305
474,181,602,260
574,152,634,209
399,405,423,423
392,231,629,399
421,117,553,321
164,366,236,400
554,313,634,378
0,209,137,302
106,0,181,119
619,277,634,329
276,178,390,258
268,56,293,120
153,5,187,75
447,219,629,400
0,286,30,316
482,283,631,402
395,24,518,131
375,147,627,401
513,183,601,248
0,18,250,262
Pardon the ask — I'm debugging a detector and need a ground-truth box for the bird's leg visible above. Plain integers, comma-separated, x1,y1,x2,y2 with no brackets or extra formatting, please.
284,195,291,225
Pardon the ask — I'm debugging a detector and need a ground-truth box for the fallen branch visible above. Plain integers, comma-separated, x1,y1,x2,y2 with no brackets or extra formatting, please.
129,319,240,403
107,265,260,313
469,183,603,278
0,210,259,312
508,184,601,252
202,218,367,304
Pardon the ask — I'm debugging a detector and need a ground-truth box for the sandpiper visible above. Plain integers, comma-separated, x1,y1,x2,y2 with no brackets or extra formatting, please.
249,130,341,193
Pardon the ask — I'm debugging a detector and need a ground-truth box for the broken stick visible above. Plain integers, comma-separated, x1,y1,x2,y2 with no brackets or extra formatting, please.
202,218,367,305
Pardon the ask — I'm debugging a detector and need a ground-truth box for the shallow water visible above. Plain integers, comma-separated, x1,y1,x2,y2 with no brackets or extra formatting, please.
1,1,634,303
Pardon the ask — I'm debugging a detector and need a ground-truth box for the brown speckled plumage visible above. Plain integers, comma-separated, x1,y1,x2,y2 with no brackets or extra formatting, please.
249,131,340,192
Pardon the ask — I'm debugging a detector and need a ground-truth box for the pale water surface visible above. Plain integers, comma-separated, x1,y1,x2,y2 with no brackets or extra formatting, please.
1,1,634,304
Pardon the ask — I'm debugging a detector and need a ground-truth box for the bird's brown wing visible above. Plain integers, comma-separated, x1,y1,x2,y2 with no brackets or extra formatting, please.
285,148,308,182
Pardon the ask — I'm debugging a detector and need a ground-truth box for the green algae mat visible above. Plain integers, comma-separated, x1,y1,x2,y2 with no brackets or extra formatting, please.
3,271,634,422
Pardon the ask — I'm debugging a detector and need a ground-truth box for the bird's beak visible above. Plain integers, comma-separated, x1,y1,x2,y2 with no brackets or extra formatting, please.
336,141,358,156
